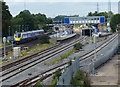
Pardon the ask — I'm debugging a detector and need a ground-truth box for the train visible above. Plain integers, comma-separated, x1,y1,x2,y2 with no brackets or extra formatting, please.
14,29,44,44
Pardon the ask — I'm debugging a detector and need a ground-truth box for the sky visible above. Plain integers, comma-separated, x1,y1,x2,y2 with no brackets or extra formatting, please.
4,0,120,2
4,0,119,18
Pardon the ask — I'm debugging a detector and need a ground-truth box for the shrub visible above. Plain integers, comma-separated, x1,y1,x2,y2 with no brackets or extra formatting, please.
71,70,91,87
68,60,72,66
49,77,57,87
34,82,43,87
74,43,83,51
54,68,62,79
39,35,50,44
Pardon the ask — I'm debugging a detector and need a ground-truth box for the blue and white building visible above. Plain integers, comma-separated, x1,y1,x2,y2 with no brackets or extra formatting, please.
64,16,105,24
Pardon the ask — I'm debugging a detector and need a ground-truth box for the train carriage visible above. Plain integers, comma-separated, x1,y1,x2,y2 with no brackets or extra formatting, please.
14,29,44,44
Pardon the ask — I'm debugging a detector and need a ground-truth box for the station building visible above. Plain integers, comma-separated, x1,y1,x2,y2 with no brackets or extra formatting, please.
64,16,105,24
64,16,107,33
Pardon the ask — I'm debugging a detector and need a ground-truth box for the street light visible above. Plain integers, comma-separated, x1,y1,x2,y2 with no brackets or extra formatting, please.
3,37,6,58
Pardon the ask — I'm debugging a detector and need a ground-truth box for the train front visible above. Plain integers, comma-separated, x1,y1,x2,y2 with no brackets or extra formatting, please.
14,33,22,44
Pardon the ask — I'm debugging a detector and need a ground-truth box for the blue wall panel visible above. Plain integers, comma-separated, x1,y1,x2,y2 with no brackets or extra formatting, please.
100,17,105,23
64,18,70,24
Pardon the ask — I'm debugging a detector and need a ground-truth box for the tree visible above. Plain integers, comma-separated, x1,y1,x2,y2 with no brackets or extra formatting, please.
2,1,12,37
32,13,53,32
11,10,35,33
32,13,47,28
110,14,120,32
47,17,53,24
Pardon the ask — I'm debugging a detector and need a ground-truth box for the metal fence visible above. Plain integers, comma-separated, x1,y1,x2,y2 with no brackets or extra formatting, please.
57,34,119,85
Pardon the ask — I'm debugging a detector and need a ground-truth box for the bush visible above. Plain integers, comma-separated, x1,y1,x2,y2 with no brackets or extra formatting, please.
49,77,57,87
71,70,91,87
54,68,62,79
34,82,44,87
39,35,50,44
68,60,72,66
74,43,83,51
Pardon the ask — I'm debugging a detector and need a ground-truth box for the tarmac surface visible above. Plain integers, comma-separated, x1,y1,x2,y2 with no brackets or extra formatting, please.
90,54,119,86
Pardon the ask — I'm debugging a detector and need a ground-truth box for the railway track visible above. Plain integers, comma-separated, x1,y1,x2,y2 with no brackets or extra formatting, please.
1,35,85,82
1,34,80,71
9,34,118,86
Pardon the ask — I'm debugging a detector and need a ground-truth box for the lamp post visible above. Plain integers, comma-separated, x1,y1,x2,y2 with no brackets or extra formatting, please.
3,37,6,58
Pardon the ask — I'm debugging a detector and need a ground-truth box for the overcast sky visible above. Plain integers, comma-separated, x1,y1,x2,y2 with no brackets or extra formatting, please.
4,0,120,2
4,0,119,17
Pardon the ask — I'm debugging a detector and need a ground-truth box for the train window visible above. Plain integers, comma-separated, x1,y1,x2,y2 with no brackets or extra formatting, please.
22,34,28,38
28,33,31,37
15,34,21,38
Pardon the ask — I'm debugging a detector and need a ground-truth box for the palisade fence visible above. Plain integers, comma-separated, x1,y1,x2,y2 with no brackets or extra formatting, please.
57,34,119,86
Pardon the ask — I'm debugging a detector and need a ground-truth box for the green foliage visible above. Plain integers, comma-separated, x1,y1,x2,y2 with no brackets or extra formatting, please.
50,77,57,87
71,78,84,86
51,69,61,87
10,11,53,34
71,70,91,87
54,68,62,79
68,60,72,66
34,81,44,87
43,26,53,33
11,10,35,33
110,14,120,32
74,43,83,51
60,50,74,60
2,1,12,37
47,17,53,24
39,35,50,44
44,50,75,65
2,1,53,37
75,71,85,80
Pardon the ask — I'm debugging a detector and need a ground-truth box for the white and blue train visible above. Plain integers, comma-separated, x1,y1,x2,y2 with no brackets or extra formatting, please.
14,29,44,44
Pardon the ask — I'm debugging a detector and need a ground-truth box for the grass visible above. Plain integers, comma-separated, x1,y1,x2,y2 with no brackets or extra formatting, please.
34,81,44,87
44,49,75,65
25,43,54,56
0,42,2,48
97,37,108,41
49,77,57,87
20,39,56,57
1,42,11,48
1,39,56,65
